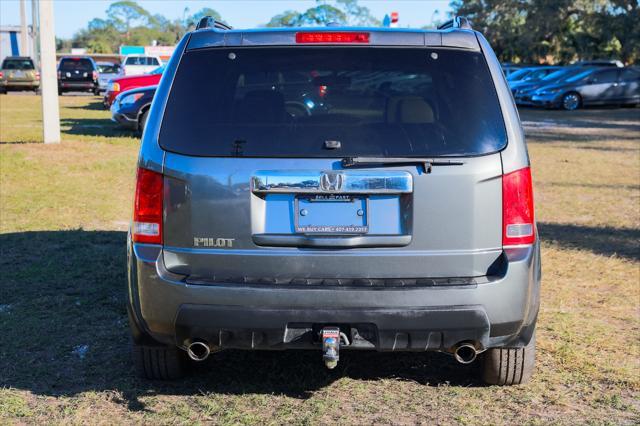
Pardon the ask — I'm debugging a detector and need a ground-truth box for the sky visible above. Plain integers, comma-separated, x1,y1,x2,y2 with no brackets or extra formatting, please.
0,0,452,39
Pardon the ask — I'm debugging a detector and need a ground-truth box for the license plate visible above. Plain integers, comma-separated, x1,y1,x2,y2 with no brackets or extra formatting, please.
295,195,368,234
13,71,24,78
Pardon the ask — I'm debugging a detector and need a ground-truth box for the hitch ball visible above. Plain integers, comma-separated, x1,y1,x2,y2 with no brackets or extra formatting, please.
321,327,341,369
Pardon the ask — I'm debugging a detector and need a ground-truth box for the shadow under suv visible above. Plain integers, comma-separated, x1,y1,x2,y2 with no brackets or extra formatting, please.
127,18,541,385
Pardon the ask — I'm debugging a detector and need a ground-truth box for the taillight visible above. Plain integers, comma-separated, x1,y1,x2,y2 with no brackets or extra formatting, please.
57,71,61,79
0,71,3,79
296,32,370,44
133,167,163,244
502,166,535,246
92,70,98,81
35,71,40,80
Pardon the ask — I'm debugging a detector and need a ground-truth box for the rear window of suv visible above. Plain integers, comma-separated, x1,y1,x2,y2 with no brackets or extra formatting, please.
125,57,160,66
2,58,34,70
59,58,94,71
160,47,507,157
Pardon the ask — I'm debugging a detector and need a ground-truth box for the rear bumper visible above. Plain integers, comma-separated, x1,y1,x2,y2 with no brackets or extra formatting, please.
176,304,493,351
128,240,541,352
0,80,39,89
59,81,96,91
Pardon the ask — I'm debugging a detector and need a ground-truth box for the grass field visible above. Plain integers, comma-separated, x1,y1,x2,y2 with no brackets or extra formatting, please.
1,94,639,424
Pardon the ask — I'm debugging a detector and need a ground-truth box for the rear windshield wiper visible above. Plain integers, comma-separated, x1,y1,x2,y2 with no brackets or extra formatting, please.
342,157,465,173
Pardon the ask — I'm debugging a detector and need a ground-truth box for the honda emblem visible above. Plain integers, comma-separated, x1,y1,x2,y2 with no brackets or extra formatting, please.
320,172,344,192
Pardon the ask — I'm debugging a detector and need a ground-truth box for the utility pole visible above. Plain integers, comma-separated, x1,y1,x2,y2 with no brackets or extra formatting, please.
31,0,39,68
20,0,28,56
38,0,61,144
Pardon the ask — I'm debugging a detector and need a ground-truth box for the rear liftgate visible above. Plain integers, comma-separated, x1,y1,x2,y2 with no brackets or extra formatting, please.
252,169,413,367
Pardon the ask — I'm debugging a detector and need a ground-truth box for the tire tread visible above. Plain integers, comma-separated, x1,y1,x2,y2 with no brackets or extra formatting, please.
481,332,536,386
132,341,185,380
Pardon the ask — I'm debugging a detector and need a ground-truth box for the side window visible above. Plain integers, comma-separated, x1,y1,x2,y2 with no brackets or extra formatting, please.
591,70,618,84
620,69,640,82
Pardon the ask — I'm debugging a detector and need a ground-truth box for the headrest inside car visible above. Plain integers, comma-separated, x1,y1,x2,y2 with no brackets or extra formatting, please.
397,98,434,124
386,96,434,124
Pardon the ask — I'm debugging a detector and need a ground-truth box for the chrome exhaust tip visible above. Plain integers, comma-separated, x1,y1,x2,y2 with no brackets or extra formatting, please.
453,343,477,364
187,340,211,362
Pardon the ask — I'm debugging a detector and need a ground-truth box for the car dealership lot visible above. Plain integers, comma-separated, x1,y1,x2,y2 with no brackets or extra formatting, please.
0,95,638,423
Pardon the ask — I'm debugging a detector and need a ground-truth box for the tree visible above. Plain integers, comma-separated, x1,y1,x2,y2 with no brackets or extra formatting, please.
337,0,380,26
186,7,223,29
265,0,379,27
106,1,152,33
450,0,638,64
266,11,301,27
59,1,223,54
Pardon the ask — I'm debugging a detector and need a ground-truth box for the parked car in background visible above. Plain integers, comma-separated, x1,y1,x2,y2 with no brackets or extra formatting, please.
111,85,156,134
530,67,639,110
128,19,540,385
96,62,121,93
501,63,521,78
57,56,99,95
120,55,162,76
513,66,593,105
0,56,39,94
103,65,164,108
572,60,624,68
507,66,562,84
506,67,535,82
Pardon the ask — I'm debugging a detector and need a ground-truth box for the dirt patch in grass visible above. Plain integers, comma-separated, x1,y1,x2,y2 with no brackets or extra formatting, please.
1,97,639,424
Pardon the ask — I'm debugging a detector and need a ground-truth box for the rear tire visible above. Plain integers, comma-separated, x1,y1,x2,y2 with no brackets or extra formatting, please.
132,340,186,380
481,331,536,385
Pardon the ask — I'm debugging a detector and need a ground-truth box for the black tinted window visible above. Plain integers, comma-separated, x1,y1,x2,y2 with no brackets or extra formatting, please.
620,69,640,82
97,64,119,73
59,58,94,71
125,57,159,66
160,48,507,157
591,70,618,83
526,68,554,80
2,58,34,70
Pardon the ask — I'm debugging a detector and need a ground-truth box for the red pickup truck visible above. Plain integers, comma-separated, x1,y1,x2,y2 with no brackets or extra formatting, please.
103,65,164,108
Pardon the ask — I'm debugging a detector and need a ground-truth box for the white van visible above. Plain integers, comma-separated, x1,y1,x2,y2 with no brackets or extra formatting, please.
120,55,162,76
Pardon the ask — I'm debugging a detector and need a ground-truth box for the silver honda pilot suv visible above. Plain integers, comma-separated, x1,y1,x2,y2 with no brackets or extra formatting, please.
127,17,540,385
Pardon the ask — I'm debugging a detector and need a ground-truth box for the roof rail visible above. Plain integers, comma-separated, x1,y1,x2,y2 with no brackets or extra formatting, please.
437,16,472,30
195,16,232,31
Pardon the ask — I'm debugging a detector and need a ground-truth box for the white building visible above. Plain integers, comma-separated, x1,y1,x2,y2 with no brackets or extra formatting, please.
0,25,35,63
